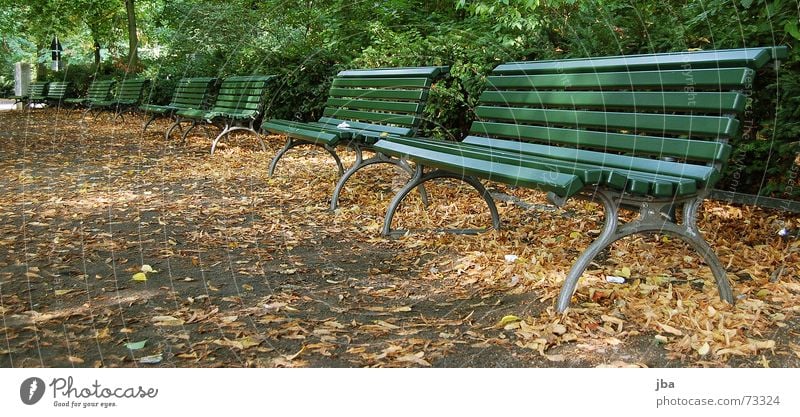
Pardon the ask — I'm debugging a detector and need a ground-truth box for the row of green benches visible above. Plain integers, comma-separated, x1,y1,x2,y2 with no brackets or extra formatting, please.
12,81,70,107
259,47,786,312
12,47,786,312
12,78,151,120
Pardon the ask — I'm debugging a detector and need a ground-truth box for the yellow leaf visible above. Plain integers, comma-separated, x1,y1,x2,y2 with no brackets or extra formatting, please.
132,272,147,282
569,231,581,239
54,289,73,296
152,315,184,326
619,267,631,279
658,322,683,336
498,315,521,326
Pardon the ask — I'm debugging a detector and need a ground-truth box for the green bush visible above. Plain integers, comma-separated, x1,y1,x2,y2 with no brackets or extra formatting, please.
0,75,13,97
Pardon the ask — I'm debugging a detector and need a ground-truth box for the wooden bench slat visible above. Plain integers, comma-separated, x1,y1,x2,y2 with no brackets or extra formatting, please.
478,91,746,113
337,67,447,78
469,121,731,162
375,139,585,197
332,77,432,89
322,108,419,127
474,105,739,137
494,47,783,75
486,68,755,90
462,136,717,185
328,88,427,101
316,117,413,136
326,98,422,113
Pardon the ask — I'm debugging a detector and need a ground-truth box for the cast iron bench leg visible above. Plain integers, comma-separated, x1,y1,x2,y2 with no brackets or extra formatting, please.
268,136,344,177
554,190,733,312
382,165,500,236
210,119,265,155
330,146,429,210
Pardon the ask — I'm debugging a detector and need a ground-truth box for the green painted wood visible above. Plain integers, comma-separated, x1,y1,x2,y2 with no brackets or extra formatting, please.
469,121,731,162
332,77,432,88
85,80,116,101
462,136,718,186
374,139,584,197
337,66,448,79
384,136,605,185
494,47,785,75
28,82,48,96
175,74,274,120
317,117,412,136
385,136,700,197
478,91,746,113
474,106,739,137
322,108,419,127
326,98,422,113
328,88,427,101
262,121,341,145
486,68,755,90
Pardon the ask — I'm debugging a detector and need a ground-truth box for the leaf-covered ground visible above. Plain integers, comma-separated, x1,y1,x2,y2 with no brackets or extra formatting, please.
0,108,798,368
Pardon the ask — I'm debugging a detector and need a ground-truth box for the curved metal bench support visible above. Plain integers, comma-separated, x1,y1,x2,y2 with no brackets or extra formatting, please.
268,137,344,177
211,119,267,155
381,165,501,236
330,145,429,210
113,106,125,122
554,190,732,312
179,120,198,145
210,119,265,154
164,117,185,141
142,113,158,133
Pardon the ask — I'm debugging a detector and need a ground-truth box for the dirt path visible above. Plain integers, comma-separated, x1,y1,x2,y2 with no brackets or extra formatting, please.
0,109,798,367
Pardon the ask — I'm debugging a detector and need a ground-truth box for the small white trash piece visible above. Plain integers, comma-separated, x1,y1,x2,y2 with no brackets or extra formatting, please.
504,254,518,263
606,275,626,284
337,121,351,129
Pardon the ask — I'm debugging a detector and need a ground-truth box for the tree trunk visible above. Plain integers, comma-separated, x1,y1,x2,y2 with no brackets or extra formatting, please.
125,0,138,71
93,39,101,69
36,41,47,78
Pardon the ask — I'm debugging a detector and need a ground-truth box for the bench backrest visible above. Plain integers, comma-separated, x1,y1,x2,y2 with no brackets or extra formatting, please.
114,78,150,102
210,75,274,118
471,47,787,184
169,77,216,109
46,82,70,100
320,66,449,136
86,80,116,101
28,81,48,96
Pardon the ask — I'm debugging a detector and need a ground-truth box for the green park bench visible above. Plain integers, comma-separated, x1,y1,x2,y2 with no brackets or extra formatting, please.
35,81,71,108
373,47,788,312
262,66,449,209
12,81,48,108
63,79,116,111
171,75,274,153
90,78,150,120
140,77,217,135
